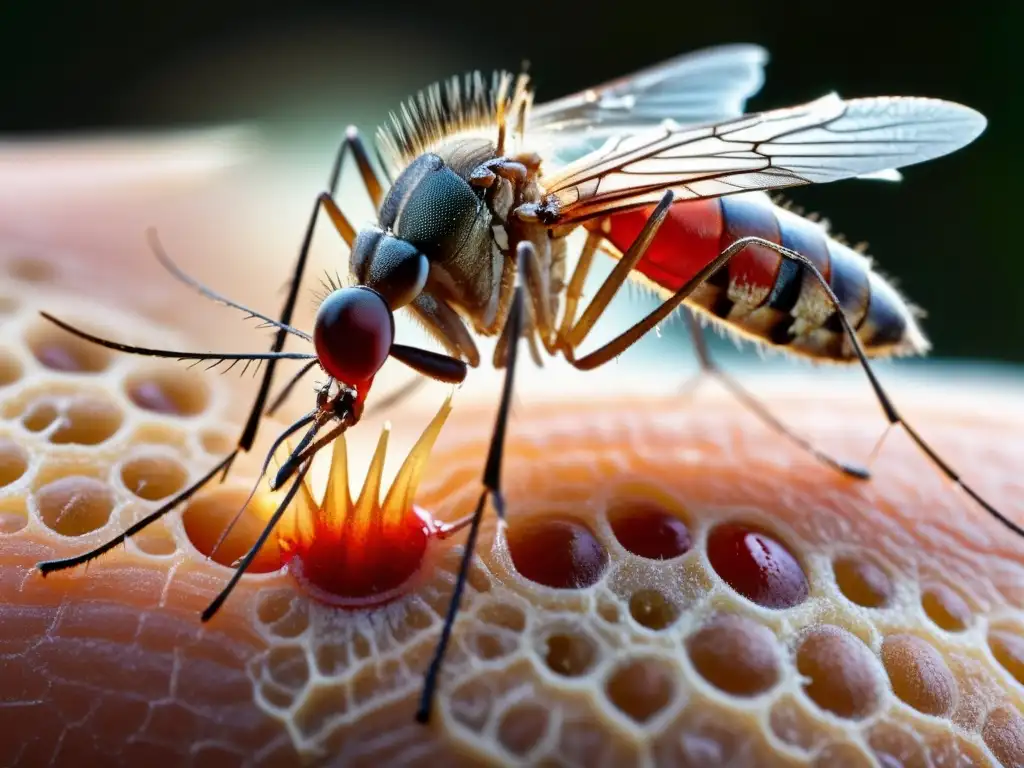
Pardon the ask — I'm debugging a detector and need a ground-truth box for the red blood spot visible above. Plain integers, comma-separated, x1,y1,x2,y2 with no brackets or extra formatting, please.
507,517,608,589
286,510,429,605
608,501,691,560
706,523,808,609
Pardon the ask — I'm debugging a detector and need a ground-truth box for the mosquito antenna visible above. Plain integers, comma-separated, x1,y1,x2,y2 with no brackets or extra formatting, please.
201,458,312,622
38,450,237,574
208,410,317,561
147,228,312,343
266,360,319,417
40,312,317,364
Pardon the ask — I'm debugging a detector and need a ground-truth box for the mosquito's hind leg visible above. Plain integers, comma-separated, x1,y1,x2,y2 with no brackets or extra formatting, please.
679,309,869,479
562,233,1019,537
415,243,529,725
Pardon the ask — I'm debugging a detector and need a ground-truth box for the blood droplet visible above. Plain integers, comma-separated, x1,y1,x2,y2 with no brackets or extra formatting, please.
608,499,691,560
706,523,808,609
507,517,608,589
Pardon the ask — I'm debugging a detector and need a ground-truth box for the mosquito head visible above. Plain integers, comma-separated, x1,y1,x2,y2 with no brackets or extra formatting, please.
313,286,395,387
352,153,484,310
350,227,429,310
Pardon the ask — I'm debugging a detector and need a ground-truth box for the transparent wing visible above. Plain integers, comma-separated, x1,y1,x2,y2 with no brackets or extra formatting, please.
527,44,768,164
540,93,986,223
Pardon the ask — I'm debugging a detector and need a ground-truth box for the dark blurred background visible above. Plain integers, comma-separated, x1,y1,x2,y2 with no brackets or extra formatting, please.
1,0,1018,363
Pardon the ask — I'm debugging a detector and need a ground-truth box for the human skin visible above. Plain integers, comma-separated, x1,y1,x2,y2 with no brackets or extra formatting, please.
1,134,1023,767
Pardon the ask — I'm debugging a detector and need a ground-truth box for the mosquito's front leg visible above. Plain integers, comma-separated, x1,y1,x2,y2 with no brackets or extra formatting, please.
416,242,529,725
561,190,675,360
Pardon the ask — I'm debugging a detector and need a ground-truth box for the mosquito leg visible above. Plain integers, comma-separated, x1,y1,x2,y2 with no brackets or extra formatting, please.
209,410,318,561
679,309,869,479
564,234,1018,536
201,459,313,622
556,229,601,343
336,126,386,210
415,243,528,725
563,191,675,352
38,452,235,574
228,128,374,478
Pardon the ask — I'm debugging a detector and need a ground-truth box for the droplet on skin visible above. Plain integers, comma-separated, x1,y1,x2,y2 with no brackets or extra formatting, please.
833,555,893,608
796,625,882,719
181,487,282,574
35,476,114,537
25,321,111,373
507,517,608,589
921,582,973,631
0,438,28,487
604,657,676,723
686,614,780,697
706,523,808,609
983,705,1024,768
881,634,957,717
125,369,208,416
989,626,1024,686
629,589,679,630
607,498,691,560
544,632,597,677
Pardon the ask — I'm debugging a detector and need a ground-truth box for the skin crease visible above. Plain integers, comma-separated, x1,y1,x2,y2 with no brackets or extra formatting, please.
2,135,1024,767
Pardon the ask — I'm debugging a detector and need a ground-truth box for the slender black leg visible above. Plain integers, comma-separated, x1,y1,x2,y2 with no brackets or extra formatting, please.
678,309,869,479
414,243,528,725
38,453,235,574
201,459,313,622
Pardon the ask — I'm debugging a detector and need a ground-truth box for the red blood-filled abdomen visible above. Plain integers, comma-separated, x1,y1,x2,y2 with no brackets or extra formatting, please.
596,194,925,360
603,199,726,293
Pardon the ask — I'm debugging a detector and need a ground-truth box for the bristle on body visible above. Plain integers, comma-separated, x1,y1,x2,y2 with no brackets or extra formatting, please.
376,70,530,176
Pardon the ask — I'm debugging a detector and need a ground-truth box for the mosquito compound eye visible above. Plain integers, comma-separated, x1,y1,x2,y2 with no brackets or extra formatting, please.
313,287,394,385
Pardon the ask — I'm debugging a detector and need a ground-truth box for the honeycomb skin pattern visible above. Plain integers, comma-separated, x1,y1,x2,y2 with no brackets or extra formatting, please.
2,252,1024,767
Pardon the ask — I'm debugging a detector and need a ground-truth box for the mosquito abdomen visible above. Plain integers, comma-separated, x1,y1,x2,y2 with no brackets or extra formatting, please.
603,193,928,361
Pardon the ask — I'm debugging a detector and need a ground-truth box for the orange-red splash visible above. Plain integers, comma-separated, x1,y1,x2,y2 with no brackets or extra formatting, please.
276,395,453,607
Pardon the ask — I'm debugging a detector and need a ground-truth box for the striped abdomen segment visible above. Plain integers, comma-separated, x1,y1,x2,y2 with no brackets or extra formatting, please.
599,192,928,360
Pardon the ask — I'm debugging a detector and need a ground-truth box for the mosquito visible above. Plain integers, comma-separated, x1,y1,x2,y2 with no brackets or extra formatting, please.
38,45,1005,727
274,45,1004,722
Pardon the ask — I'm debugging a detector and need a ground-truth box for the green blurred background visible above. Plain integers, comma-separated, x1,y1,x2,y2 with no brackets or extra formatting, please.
1,0,1019,364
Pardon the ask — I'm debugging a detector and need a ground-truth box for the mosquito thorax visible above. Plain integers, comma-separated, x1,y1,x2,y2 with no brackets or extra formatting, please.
377,153,482,254
312,286,394,387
